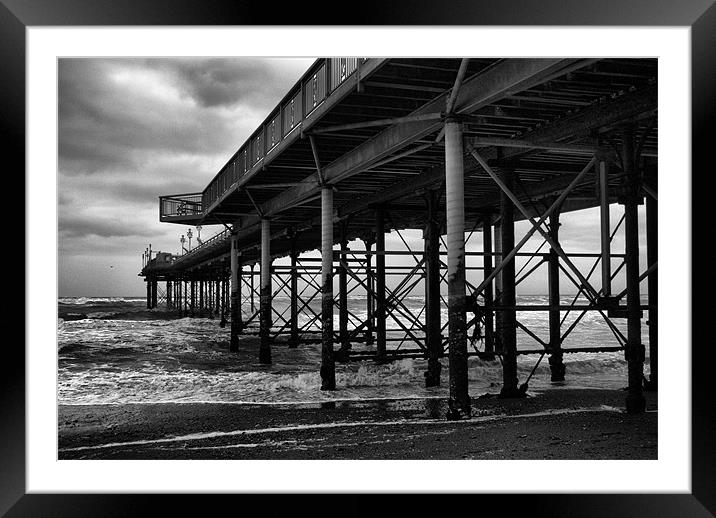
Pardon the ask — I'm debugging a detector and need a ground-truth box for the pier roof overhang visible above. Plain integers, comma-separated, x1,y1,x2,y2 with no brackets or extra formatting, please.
149,57,657,274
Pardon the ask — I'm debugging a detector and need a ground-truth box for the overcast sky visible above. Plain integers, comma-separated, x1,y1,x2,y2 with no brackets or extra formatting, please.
57,58,647,298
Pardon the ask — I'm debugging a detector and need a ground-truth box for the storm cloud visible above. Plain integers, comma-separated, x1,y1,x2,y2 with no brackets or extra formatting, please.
58,57,314,296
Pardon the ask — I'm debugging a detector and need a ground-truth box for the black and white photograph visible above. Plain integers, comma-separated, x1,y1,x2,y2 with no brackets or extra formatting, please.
8,8,711,510
56,56,660,460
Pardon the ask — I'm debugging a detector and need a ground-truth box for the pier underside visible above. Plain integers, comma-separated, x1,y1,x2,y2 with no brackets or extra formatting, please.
142,57,658,416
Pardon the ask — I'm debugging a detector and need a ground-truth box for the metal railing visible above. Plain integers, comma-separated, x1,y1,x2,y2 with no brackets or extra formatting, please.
159,193,203,220
173,227,232,265
196,57,370,215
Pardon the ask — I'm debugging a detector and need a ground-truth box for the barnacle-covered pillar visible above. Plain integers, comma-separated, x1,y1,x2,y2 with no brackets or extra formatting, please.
320,187,336,390
444,118,470,418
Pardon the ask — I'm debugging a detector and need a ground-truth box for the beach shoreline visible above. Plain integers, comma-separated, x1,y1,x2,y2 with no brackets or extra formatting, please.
58,388,657,460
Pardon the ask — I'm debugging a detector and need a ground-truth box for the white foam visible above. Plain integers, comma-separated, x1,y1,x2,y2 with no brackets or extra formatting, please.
59,405,623,453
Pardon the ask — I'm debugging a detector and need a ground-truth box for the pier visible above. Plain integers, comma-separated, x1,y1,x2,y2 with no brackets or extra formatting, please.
140,58,657,416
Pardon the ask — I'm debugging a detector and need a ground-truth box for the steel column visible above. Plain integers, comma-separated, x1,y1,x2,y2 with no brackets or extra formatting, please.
289,246,299,348
320,187,335,389
599,159,612,296
622,125,646,413
375,208,387,362
645,170,658,390
190,279,195,317
199,279,204,312
482,216,495,359
548,210,565,381
424,189,442,387
494,219,503,353
363,237,375,346
444,119,470,418
146,279,152,309
499,167,520,398
230,233,240,352
166,280,172,309
338,227,350,358
260,219,272,364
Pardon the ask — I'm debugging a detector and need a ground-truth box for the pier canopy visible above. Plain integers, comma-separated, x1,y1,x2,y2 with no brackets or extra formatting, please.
155,57,657,266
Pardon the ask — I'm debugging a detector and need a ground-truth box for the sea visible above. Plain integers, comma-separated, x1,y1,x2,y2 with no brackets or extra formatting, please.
57,295,651,406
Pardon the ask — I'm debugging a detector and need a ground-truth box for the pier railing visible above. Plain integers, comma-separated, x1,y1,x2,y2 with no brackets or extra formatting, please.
159,193,203,222
197,58,369,216
173,227,232,266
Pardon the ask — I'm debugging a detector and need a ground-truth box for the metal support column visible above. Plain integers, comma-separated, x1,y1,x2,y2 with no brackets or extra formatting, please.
320,187,335,389
363,236,375,346
337,226,350,361
289,244,299,348
494,220,503,353
599,159,612,296
622,126,646,413
424,189,442,387
199,279,204,313
259,219,272,364
208,279,214,319
499,167,520,398
482,216,495,359
375,208,387,363
645,169,658,390
230,233,240,352
250,264,256,313
146,279,152,309
444,118,470,418
166,280,172,309
190,279,195,317
548,210,565,381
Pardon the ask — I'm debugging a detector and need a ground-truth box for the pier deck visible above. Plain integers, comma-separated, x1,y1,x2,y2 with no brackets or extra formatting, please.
141,57,658,414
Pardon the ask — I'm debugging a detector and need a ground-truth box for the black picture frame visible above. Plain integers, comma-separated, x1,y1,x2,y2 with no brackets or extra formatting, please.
5,0,713,515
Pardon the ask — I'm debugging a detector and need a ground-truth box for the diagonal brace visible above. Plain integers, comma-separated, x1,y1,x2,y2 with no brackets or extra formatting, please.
468,145,601,301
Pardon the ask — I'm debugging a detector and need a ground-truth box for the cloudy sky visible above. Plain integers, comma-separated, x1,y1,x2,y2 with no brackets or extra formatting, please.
57,58,647,297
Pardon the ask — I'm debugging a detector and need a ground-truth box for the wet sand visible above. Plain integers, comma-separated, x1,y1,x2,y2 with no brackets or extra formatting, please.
58,388,656,460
